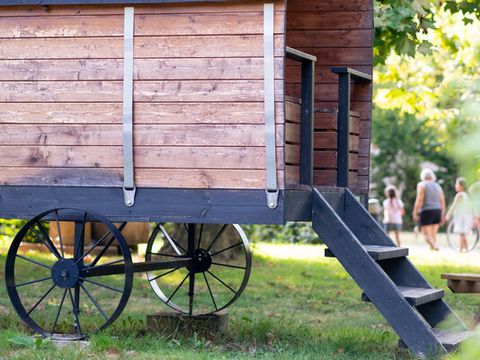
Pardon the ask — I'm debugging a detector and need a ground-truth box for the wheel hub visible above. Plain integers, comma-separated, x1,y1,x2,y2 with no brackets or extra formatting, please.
188,249,212,273
51,259,80,288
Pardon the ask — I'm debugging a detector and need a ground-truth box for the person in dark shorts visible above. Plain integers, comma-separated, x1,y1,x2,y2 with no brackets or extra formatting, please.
412,168,445,250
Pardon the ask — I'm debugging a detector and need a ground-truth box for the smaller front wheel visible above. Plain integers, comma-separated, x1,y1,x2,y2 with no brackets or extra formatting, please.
146,223,251,315
5,208,133,339
446,220,479,252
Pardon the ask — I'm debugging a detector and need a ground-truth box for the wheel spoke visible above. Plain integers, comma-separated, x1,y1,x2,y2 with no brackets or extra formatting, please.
211,261,246,270
87,222,127,267
197,224,204,250
15,276,52,288
30,224,61,260
80,283,109,321
188,271,195,316
75,229,112,264
159,224,186,255
167,273,189,304
149,267,180,282
207,270,237,294
210,242,243,257
74,213,87,262
68,288,82,336
203,272,218,311
83,258,125,272
206,224,228,251
79,277,123,294
51,289,67,336
147,251,182,258
54,210,65,258
16,254,52,270
27,284,56,316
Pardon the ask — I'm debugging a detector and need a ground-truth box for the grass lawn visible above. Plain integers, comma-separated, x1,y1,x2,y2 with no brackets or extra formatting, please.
0,232,479,359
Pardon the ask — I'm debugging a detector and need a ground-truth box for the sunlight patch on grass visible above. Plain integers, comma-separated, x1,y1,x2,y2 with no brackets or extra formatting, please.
252,242,328,262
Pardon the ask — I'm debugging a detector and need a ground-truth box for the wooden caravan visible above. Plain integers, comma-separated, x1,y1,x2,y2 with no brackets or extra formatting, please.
1,1,472,356
0,0,373,223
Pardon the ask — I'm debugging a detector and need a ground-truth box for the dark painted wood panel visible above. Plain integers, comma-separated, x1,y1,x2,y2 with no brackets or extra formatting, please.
0,102,285,125
288,0,373,12
0,186,286,224
0,35,285,59
285,122,300,144
0,124,285,146
0,167,286,189
286,64,372,84
285,82,372,102
358,156,370,176
285,144,300,165
287,48,373,66
286,29,373,48
287,11,373,30
315,101,372,119
285,165,300,184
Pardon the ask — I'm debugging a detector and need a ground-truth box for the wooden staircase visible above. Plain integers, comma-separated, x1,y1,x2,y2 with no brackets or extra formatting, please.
312,187,473,357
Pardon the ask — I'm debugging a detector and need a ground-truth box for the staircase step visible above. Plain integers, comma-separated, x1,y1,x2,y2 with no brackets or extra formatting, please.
433,329,476,351
362,286,444,306
325,245,408,261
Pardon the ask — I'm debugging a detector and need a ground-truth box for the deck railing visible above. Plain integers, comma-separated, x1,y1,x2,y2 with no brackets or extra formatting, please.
286,47,316,186
331,67,372,189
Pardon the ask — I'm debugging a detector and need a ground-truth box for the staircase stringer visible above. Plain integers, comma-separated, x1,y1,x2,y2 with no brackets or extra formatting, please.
312,189,445,357
342,189,467,330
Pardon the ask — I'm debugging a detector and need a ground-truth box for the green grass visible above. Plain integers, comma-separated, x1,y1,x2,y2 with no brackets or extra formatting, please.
0,237,479,359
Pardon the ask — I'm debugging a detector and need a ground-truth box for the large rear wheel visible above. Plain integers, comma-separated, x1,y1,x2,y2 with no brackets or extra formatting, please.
5,208,133,339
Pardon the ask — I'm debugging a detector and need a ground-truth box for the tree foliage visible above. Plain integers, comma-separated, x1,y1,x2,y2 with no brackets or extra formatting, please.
375,0,480,63
372,5,480,227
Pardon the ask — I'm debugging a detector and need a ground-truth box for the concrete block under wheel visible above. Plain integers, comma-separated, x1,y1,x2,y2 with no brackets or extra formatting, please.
146,311,228,336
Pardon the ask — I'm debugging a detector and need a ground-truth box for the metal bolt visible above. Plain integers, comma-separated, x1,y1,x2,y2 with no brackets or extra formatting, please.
61,270,68,278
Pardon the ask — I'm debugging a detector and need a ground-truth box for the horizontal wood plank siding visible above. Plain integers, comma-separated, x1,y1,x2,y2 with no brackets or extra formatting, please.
285,0,373,194
0,1,287,190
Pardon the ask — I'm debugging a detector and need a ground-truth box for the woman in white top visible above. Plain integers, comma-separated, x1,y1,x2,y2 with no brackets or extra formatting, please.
383,185,404,246
446,177,474,252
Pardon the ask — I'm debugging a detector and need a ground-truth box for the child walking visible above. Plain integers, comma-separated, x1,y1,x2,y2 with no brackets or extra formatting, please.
446,177,474,253
383,185,404,246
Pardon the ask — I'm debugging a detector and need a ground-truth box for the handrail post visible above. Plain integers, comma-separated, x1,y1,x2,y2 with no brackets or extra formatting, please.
285,47,316,186
331,67,372,189
300,59,315,185
336,72,351,188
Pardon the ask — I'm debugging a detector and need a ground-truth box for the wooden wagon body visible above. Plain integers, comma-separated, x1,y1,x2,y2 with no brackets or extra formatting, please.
0,0,373,224
1,2,476,355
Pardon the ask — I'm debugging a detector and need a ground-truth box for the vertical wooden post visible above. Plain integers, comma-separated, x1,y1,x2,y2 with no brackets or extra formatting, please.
336,72,351,188
300,60,315,185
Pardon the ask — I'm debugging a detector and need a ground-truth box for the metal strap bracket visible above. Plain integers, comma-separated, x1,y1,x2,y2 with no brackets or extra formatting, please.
123,7,135,207
263,2,278,209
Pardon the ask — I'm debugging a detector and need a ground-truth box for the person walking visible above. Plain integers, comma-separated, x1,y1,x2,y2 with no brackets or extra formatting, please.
382,185,404,246
412,168,445,251
446,177,474,252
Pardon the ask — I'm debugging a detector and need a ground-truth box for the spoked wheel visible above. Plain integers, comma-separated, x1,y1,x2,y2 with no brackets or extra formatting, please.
5,208,133,339
146,223,251,315
446,220,479,252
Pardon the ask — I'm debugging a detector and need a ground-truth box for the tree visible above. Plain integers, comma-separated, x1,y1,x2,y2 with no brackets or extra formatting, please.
372,5,480,227
375,0,480,63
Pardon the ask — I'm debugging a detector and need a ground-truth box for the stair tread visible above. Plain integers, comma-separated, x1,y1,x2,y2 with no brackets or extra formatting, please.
433,329,476,350
325,245,408,260
362,286,444,306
